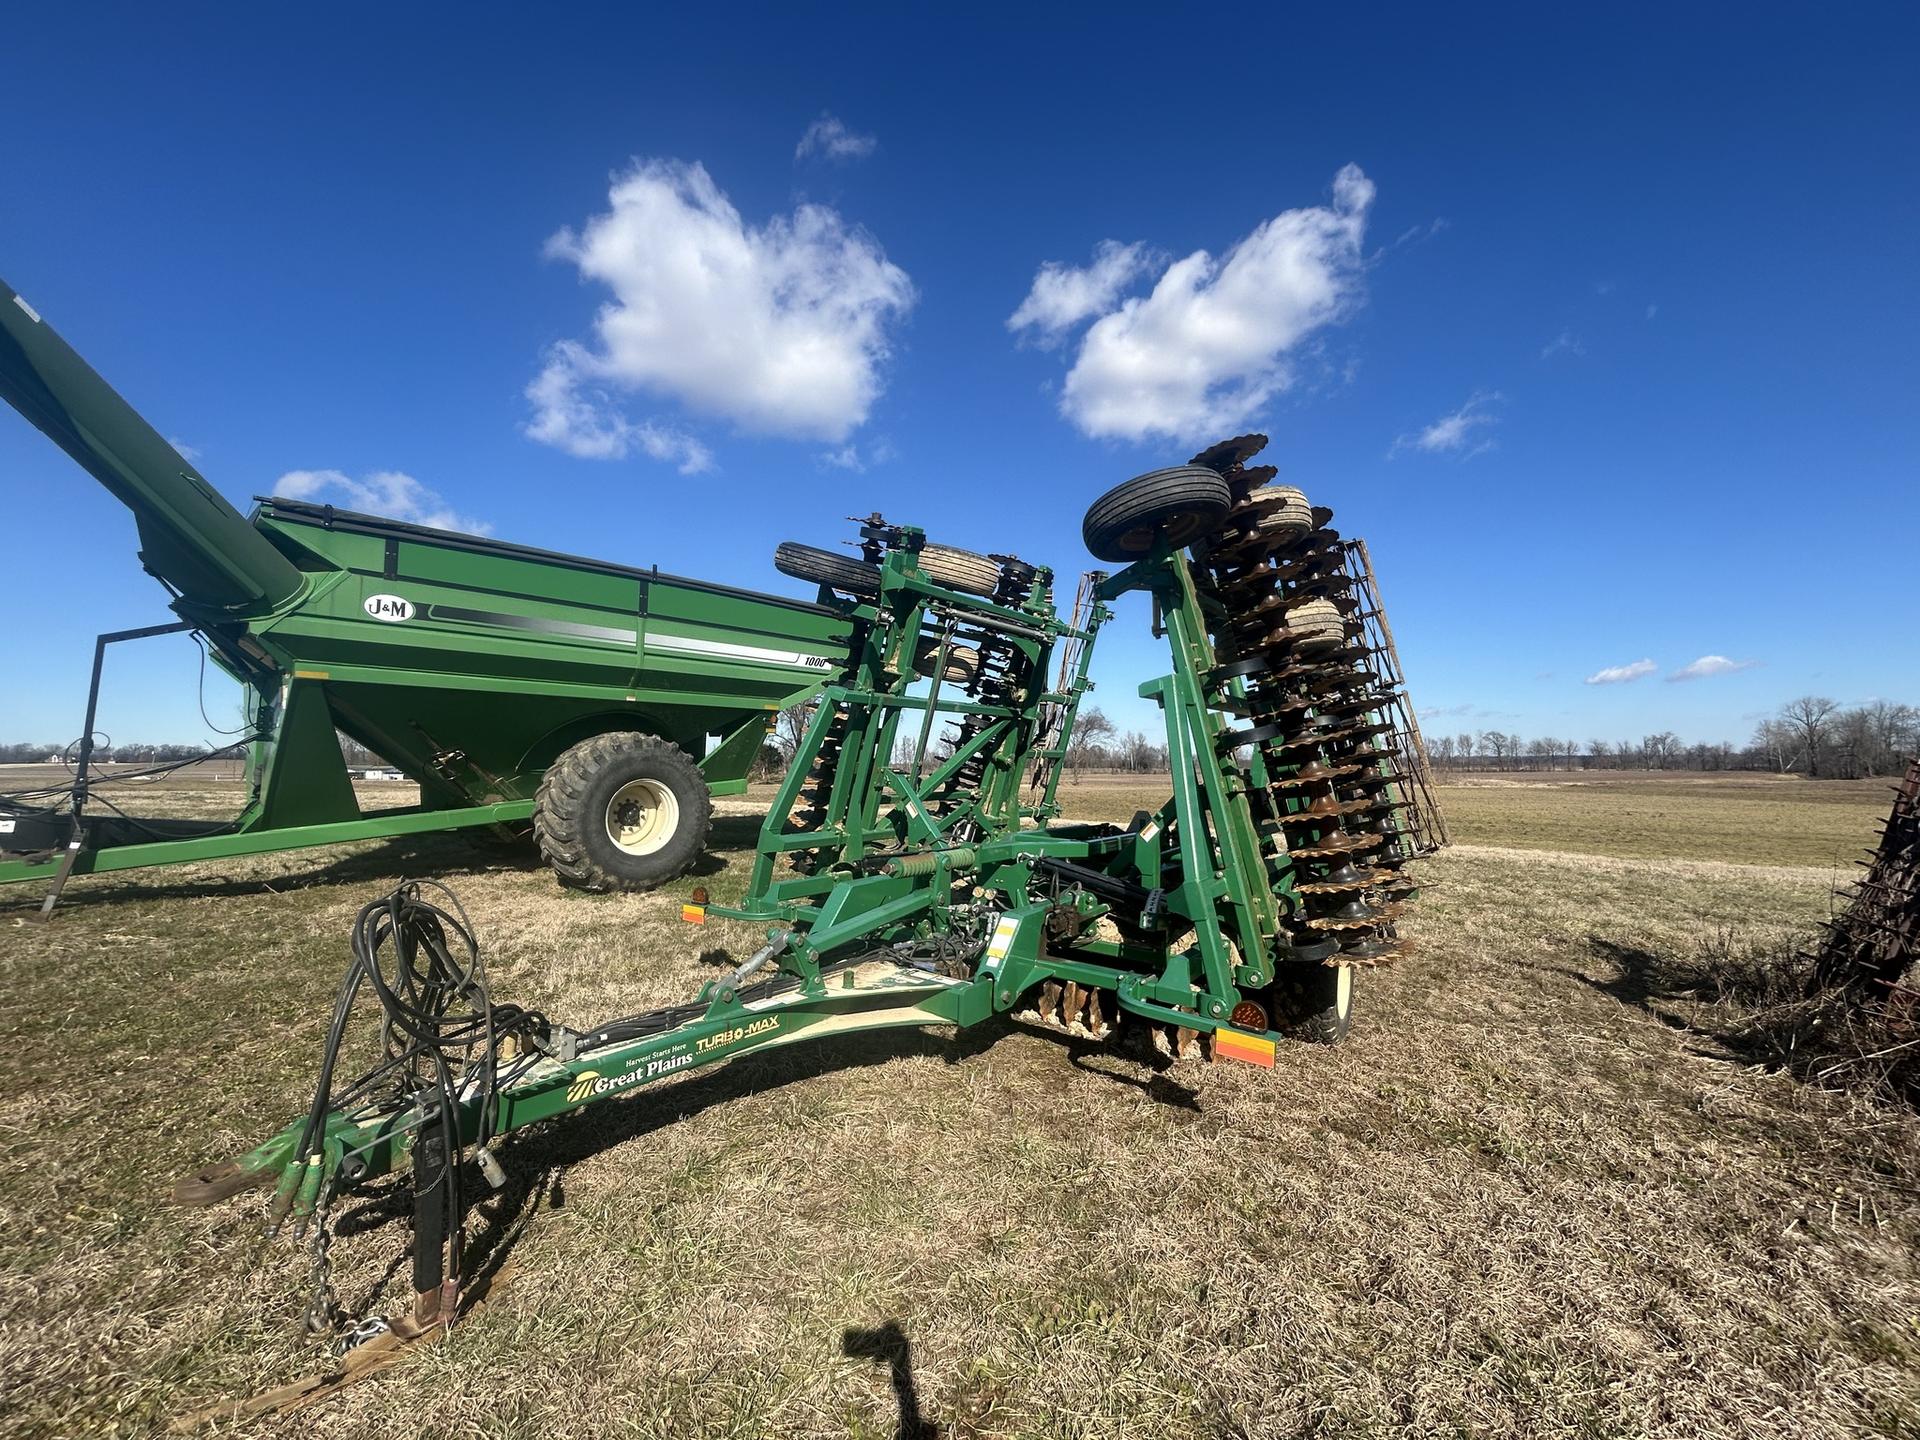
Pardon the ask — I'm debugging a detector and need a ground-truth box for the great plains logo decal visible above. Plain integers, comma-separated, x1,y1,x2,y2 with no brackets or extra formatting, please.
363,593,415,623
564,1052,695,1105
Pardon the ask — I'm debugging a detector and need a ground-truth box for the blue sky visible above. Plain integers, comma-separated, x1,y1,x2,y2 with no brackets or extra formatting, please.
2,4,1915,751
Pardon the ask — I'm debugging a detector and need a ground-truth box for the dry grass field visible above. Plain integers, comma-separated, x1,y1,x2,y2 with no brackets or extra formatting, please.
2,769,1916,1438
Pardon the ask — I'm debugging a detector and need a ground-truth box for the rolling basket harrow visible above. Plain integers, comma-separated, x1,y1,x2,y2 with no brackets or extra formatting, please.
172,436,1443,1401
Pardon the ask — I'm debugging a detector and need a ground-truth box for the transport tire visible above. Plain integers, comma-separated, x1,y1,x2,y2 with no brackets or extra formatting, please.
913,637,981,682
1285,596,1349,650
1244,484,1315,543
917,543,1000,596
535,733,712,893
1082,465,1232,562
774,541,881,597
1274,963,1353,1045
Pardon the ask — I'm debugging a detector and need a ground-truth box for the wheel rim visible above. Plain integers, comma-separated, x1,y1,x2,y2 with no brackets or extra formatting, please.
1114,505,1217,554
605,778,678,856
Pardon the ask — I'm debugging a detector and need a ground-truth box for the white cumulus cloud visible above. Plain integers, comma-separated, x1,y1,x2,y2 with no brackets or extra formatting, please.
1584,658,1657,686
1014,164,1374,441
523,352,714,473
274,469,489,534
526,159,914,463
1667,655,1758,682
1007,241,1156,348
1390,390,1502,458
795,113,877,162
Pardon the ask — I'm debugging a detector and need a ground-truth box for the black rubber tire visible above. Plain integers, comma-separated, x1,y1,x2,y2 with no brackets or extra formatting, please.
913,637,981,682
535,733,712,893
917,544,1001,596
1273,963,1353,1045
774,541,881,597
1083,465,1232,562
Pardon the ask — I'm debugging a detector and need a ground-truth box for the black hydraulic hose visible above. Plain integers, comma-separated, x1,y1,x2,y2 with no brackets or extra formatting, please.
285,879,552,1301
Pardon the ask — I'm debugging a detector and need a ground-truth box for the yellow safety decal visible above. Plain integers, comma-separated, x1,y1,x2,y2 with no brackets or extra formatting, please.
293,669,330,680
681,904,706,925
985,917,1018,962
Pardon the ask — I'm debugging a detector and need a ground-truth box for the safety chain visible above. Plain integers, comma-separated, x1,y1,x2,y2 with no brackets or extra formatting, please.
302,1192,342,1340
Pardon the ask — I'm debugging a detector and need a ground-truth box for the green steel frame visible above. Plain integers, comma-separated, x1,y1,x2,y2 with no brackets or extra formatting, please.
190,523,1346,1230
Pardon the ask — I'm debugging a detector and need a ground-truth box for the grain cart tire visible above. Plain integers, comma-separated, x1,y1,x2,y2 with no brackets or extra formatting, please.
1275,964,1353,1045
774,541,881,597
1082,465,1231,562
917,543,1001,596
536,733,712,892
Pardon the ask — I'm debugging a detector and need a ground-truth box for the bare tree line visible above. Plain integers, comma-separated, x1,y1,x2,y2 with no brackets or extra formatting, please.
1431,697,1918,779
0,740,218,764
13,694,1907,785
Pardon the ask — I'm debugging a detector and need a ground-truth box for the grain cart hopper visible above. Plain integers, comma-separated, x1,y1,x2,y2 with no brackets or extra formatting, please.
174,436,1446,1391
0,279,846,911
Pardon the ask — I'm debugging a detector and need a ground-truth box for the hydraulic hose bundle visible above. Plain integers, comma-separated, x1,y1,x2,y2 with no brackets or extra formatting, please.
278,881,547,1333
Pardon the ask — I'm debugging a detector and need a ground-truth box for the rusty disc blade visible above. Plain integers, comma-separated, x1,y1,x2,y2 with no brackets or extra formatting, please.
1190,433,1270,473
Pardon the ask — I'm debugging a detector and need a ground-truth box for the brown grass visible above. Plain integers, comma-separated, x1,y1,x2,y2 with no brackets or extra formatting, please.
1,776,1916,1437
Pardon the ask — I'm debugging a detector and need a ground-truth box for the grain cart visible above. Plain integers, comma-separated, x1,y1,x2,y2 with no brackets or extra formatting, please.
0,279,847,911
174,436,1444,1392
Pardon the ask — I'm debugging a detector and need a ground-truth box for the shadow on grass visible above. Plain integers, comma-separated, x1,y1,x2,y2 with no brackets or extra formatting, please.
843,1320,936,1440
1566,937,1701,1033
323,1006,1213,1327
3,812,770,917
1564,933,1914,1099
1060,1027,1203,1111
331,1018,1017,1316
1574,940,1889,1090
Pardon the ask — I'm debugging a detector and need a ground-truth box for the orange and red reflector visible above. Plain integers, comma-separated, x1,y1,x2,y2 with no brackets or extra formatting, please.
681,904,706,925
1213,1029,1276,1068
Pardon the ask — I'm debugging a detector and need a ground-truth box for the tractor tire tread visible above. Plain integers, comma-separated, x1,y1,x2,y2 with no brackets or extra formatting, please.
535,732,712,892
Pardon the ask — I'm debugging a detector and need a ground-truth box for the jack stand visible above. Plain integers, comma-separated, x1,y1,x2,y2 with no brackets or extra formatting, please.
411,1099,453,1331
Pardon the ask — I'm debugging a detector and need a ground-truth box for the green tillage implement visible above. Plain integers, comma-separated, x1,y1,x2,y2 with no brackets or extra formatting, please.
0,278,845,908
179,446,1441,1363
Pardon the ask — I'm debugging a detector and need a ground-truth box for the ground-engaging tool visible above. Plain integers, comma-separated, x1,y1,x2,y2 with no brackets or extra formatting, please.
0,281,844,911
174,436,1442,1388
1814,756,1919,1001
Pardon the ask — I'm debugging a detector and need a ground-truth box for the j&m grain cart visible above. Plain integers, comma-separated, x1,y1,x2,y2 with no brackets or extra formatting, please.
0,278,848,911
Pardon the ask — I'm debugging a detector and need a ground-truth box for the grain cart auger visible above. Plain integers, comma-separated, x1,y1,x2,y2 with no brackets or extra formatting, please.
172,438,1441,1393
0,279,847,912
